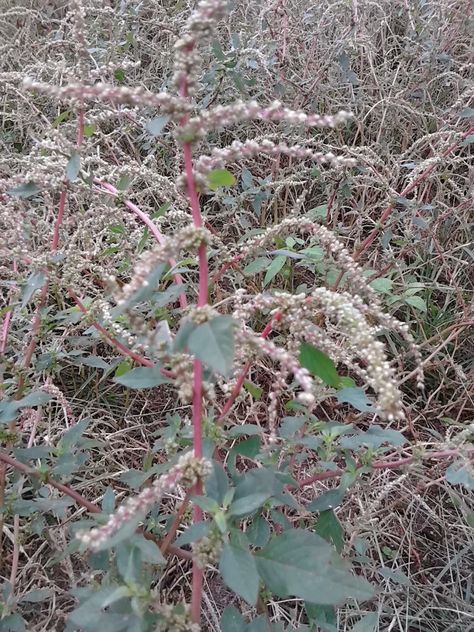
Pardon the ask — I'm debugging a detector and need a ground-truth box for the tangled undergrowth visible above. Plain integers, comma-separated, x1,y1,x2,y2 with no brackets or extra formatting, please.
0,0,473,630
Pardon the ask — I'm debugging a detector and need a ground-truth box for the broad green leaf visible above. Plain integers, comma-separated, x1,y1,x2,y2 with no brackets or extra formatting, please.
19,588,53,603
188,316,235,375
315,510,344,552
113,366,170,388
146,115,170,136
114,263,166,313
336,387,375,412
208,168,236,190
66,151,81,182
300,342,340,388
219,543,259,605
263,255,286,286
220,606,246,632
68,586,131,626
377,567,410,586
460,107,474,118
255,529,374,604
130,533,166,564
7,182,40,198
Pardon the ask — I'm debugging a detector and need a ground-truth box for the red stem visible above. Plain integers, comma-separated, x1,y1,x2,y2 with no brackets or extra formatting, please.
180,75,207,622
297,446,474,488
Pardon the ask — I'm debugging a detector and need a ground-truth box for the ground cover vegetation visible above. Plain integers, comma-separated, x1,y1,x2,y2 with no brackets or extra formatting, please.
0,0,473,630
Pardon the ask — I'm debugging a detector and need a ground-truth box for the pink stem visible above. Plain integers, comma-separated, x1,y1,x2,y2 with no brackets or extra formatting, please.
179,71,207,622
93,178,187,309
297,446,474,488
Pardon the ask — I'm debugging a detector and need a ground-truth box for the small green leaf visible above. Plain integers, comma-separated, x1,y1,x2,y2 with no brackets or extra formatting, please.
459,107,474,118
83,123,96,138
219,543,259,605
208,168,236,191
263,255,286,286
300,342,340,388
66,151,81,182
21,271,46,307
309,488,346,512
8,182,40,198
114,68,126,82
146,115,170,136
243,257,271,276
174,521,211,546
404,295,427,312
188,316,235,375
369,277,393,293
315,510,344,552
351,612,379,632
336,387,375,412
113,366,170,389
445,460,474,490
243,381,263,400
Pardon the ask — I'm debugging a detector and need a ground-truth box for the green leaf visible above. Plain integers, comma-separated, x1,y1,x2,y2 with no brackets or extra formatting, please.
0,391,52,424
336,387,375,412
351,612,379,632
146,115,170,136
7,182,40,198
299,342,340,388
21,271,46,307
208,168,236,191
206,462,230,504
220,606,246,632
445,460,474,490
404,295,427,312
243,381,263,400
174,521,210,546
305,603,337,632
247,516,271,547
83,123,96,138
315,510,344,552
263,255,286,286
188,316,235,375
0,614,27,631
219,543,259,605
340,425,406,449
309,488,346,512
243,257,271,276
255,530,374,604
377,567,410,586
66,151,81,182
369,277,393,293
130,533,166,564
113,366,170,388
114,263,166,313
19,588,53,603
114,68,126,82
459,107,474,118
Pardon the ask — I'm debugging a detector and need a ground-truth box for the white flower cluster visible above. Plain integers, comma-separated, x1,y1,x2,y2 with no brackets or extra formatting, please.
180,100,353,140
77,452,212,550
22,79,189,115
192,138,356,190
